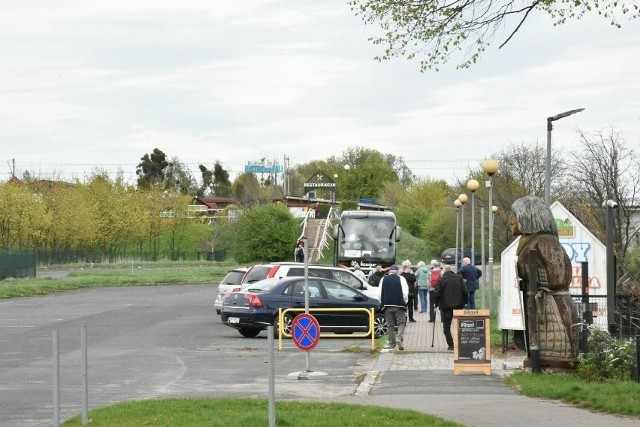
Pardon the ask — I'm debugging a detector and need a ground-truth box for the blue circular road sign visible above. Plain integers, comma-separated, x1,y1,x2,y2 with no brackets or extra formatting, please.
291,313,320,351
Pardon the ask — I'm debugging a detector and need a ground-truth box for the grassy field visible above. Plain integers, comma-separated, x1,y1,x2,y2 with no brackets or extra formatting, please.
0,261,231,299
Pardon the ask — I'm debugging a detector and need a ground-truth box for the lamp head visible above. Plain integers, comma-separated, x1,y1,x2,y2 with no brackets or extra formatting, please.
483,158,499,176
344,164,350,171
467,179,480,192
492,205,498,213
454,199,462,208
458,193,468,204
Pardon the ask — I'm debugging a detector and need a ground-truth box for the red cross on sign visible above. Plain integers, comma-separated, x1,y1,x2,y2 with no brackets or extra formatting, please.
291,313,320,351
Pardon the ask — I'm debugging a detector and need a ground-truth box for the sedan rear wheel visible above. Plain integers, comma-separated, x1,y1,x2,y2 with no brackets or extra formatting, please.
238,327,261,338
273,314,295,338
373,314,388,339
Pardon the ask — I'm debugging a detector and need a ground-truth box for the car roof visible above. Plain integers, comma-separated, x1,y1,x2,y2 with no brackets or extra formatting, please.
240,275,351,290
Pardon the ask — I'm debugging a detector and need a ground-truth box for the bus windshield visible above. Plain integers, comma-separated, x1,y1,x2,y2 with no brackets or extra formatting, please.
337,214,396,264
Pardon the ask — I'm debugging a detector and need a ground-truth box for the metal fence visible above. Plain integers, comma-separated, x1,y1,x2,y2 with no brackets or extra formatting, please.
0,252,36,281
572,294,640,339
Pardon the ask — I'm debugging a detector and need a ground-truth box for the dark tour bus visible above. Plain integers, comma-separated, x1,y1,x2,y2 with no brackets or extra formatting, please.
333,210,402,275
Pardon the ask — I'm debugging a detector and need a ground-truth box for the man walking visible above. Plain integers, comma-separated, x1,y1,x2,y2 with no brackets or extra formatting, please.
457,257,482,309
433,265,468,351
400,262,417,322
380,264,409,350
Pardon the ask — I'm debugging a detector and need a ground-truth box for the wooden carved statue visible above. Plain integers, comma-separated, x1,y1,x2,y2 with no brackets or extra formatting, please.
511,196,580,366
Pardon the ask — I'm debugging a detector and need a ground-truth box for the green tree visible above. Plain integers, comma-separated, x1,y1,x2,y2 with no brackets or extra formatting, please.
198,164,213,197
326,147,402,203
0,183,51,252
350,0,639,71
230,204,299,263
136,148,169,190
127,186,160,259
161,195,193,261
232,173,261,206
84,175,132,261
382,179,453,253
202,204,242,258
212,162,232,197
163,157,198,196
42,183,93,263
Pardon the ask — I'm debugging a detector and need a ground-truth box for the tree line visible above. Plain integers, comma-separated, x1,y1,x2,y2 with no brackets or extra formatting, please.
3,129,639,277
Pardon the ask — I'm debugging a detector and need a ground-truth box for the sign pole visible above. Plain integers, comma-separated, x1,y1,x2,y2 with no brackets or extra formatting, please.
303,237,311,372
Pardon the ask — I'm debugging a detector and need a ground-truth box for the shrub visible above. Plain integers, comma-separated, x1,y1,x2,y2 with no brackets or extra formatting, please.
576,326,635,382
230,204,299,263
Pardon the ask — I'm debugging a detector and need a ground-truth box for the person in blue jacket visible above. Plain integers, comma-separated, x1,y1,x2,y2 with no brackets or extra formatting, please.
457,257,482,309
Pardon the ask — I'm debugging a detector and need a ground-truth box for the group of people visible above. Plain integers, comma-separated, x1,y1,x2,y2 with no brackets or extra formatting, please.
377,257,482,351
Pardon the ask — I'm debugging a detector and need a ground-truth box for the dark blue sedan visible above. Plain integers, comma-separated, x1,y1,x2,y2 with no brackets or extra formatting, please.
221,276,386,338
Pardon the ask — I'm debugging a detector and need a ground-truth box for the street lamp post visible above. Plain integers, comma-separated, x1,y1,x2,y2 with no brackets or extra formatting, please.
603,199,618,334
545,108,585,205
458,193,468,269
483,159,499,313
467,180,480,265
480,207,486,309
454,199,462,267
343,164,351,202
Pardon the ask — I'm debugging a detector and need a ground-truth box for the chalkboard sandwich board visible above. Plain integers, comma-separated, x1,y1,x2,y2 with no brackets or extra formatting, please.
453,309,491,375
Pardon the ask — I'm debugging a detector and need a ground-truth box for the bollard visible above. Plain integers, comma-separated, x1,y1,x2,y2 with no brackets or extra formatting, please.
82,324,89,425
53,330,60,427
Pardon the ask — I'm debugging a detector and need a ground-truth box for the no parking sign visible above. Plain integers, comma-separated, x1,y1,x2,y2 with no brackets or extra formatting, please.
291,313,320,351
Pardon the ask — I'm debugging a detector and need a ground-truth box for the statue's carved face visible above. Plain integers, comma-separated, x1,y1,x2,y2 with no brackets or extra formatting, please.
510,214,521,236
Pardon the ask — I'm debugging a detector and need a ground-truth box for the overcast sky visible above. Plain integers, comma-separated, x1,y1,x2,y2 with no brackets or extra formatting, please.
2,1,639,185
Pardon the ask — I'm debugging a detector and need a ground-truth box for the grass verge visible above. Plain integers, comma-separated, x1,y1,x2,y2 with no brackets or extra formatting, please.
505,371,640,417
62,398,463,427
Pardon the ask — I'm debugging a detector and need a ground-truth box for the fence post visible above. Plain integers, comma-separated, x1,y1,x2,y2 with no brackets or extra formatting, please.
579,261,590,354
635,335,639,383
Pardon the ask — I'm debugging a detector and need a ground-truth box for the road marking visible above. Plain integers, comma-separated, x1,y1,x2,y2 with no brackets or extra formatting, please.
0,325,35,328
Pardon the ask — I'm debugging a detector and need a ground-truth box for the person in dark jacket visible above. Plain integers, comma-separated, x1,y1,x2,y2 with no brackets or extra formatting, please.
380,264,409,350
433,265,468,350
400,263,417,322
294,240,305,263
368,265,385,287
457,257,482,309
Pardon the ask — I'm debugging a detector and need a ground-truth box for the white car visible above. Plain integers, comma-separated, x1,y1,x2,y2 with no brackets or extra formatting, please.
241,262,380,300
214,267,248,314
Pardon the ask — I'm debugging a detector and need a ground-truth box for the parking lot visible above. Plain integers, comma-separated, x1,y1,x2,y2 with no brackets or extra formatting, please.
0,285,374,426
